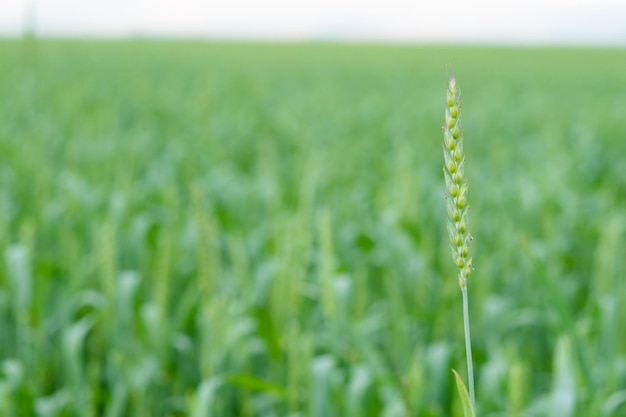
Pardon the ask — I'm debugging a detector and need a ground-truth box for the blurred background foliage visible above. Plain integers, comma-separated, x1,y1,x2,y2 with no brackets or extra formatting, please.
1,40,626,416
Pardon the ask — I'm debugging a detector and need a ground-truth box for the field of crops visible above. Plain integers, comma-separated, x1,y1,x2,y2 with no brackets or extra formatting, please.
1,39,626,416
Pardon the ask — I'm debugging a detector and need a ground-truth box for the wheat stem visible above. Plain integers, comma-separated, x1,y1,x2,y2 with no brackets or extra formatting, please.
462,286,475,409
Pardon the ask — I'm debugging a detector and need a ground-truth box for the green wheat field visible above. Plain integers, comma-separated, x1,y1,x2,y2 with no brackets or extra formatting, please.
1,40,626,417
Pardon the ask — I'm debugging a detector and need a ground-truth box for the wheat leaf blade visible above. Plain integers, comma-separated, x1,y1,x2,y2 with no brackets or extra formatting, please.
452,369,476,417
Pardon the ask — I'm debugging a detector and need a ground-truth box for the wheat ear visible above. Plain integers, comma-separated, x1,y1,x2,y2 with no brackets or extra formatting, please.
442,71,476,410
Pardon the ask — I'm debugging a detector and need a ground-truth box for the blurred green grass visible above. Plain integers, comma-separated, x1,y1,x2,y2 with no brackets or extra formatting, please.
1,39,626,416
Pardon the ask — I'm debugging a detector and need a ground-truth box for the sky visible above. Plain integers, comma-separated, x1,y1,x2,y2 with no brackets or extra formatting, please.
1,0,626,45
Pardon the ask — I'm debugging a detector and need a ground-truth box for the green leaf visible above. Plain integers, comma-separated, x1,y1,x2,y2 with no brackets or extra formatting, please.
225,373,287,398
452,369,476,417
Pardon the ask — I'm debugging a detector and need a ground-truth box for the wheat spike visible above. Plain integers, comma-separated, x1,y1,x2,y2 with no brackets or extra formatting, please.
443,72,473,289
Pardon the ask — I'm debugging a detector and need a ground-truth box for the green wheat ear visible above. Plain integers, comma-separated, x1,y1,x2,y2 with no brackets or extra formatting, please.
442,71,477,414
443,72,473,289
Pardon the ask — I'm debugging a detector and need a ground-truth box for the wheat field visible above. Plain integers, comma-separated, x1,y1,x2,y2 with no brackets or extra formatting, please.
1,40,626,416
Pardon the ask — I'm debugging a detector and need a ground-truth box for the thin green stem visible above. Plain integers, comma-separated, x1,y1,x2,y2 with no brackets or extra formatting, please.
461,284,475,411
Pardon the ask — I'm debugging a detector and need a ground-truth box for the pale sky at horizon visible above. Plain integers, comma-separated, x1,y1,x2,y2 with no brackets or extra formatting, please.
1,0,626,45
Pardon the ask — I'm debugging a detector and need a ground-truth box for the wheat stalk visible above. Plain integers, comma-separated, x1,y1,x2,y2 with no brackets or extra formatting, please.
442,71,476,411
